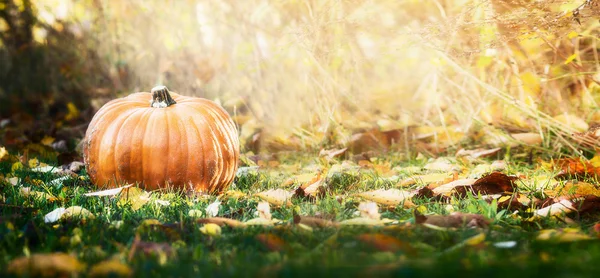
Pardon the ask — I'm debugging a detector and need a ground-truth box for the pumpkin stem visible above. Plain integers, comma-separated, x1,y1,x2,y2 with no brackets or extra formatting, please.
150,86,177,108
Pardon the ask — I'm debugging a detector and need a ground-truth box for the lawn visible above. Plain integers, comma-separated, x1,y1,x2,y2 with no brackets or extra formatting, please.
2,148,600,277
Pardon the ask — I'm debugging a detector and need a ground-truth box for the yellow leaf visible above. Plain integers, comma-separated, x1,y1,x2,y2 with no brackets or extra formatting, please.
537,229,593,242
28,158,40,168
519,72,541,97
465,233,486,246
88,259,133,278
567,31,579,39
0,146,7,161
11,161,24,172
564,53,578,65
7,253,86,276
553,114,588,132
118,187,151,211
355,189,414,207
65,102,80,121
40,136,55,146
255,189,293,207
200,223,222,237
476,55,493,68
62,206,95,221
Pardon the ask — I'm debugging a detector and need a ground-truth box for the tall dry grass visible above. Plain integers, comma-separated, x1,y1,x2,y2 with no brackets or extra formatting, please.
33,0,600,154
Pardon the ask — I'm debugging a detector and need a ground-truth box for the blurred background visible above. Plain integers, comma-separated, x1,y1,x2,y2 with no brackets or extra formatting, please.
1,0,599,158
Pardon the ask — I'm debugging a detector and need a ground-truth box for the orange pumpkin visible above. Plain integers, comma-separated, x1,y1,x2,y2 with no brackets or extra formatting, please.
83,86,239,193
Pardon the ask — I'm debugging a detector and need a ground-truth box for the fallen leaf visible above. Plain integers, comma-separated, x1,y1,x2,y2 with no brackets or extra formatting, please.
255,189,293,206
537,228,593,242
431,179,478,195
356,234,412,253
453,172,518,197
456,148,502,160
21,187,59,202
554,158,600,180
293,215,338,228
545,181,600,198
424,158,460,172
358,202,381,220
553,114,588,133
533,199,576,217
206,200,221,217
493,241,517,248
0,146,8,161
84,184,133,197
43,206,94,223
88,259,133,277
256,234,285,252
295,176,325,198
347,129,390,153
400,172,456,187
245,218,276,226
44,207,66,223
319,148,347,160
7,253,86,277
415,211,490,228
196,217,245,228
510,133,542,145
355,189,414,207
63,206,95,222
257,201,272,220
573,126,600,149
199,223,222,237
118,187,151,211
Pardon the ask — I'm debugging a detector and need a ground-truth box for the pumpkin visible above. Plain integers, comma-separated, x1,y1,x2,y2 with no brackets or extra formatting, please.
83,86,239,193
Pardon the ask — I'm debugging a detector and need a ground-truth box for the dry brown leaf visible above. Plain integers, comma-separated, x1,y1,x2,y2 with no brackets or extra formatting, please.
256,234,285,252
255,189,293,207
293,215,338,228
573,126,600,149
355,189,414,207
319,148,347,160
88,259,133,277
452,172,518,197
196,217,246,228
510,133,542,145
415,211,490,228
295,176,325,198
456,147,502,160
7,253,86,277
347,129,390,153
356,234,413,253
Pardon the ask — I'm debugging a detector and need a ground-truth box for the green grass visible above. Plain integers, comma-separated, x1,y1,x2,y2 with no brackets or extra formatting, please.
1,152,600,278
